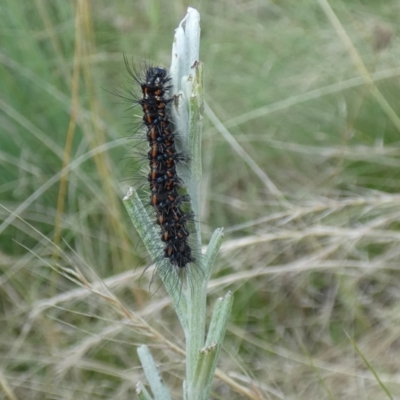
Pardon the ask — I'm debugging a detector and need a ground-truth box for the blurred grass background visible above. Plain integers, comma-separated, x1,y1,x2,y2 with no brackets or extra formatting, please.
1,0,400,399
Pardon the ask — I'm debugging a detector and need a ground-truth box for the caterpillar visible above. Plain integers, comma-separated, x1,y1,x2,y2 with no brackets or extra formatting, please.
124,58,195,271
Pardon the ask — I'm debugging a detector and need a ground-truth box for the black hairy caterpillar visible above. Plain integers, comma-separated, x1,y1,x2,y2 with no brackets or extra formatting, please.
124,57,195,270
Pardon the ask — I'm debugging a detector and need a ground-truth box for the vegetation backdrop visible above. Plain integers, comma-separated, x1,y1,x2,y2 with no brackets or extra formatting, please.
1,0,400,399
